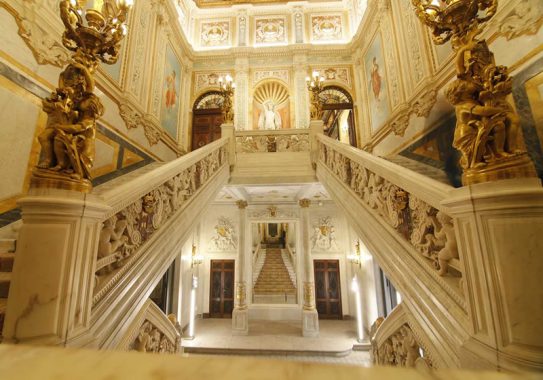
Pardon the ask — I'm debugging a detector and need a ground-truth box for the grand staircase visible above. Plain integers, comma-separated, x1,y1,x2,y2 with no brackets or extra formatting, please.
0,238,15,339
253,249,296,296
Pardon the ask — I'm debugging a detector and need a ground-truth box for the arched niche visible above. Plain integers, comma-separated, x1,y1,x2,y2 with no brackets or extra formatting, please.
252,80,291,130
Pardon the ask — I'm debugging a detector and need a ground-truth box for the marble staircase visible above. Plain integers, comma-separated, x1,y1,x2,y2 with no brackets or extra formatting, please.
0,238,15,339
253,249,296,295
280,249,296,287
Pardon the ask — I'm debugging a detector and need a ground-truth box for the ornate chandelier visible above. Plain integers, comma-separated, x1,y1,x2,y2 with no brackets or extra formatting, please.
306,71,325,120
218,74,236,124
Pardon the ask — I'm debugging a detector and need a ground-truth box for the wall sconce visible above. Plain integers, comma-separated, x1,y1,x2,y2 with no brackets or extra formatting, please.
347,240,363,267
218,74,236,123
305,70,325,120
191,244,204,268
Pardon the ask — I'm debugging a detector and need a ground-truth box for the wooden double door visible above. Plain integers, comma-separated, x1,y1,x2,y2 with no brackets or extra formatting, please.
314,260,342,319
191,109,223,151
209,260,235,318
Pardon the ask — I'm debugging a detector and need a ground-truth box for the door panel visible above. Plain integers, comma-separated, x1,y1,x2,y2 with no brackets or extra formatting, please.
209,260,235,318
313,259,342,319
192,110,224,151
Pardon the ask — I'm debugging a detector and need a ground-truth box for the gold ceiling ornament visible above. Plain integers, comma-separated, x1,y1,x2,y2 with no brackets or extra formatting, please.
31,0,133,193
412,0,536,185
218,74,236,124
306,71,325,120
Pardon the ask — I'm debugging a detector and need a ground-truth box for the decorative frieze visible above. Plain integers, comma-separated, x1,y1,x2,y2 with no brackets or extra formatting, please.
495,0,543,41
253,69,289,85
209,216,237,251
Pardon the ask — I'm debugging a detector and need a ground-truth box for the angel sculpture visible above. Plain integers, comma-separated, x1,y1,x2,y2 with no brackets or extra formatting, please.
257,101,282,130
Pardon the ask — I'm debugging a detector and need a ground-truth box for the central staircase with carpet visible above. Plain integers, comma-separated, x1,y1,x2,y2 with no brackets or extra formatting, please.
253,248,296,304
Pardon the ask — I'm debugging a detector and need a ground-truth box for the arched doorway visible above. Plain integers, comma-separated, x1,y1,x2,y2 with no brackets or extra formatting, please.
191,91,224,151
319,86,356,147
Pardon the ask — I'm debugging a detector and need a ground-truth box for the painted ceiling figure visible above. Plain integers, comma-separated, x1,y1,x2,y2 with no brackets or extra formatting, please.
258,101,282,130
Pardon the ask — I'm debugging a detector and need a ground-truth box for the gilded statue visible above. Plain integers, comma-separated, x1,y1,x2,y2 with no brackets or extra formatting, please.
412,0,536,184
31,0,132,192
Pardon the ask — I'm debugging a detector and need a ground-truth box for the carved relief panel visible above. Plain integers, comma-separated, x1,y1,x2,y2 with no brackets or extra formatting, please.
254,16,287,45
310,14,343,42
199,19,231,48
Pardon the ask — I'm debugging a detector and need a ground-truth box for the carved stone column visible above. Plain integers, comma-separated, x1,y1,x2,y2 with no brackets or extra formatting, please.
442,178,543,370
299,198,319,337
234,57,249,130
232,200,249,335
3,189,109,345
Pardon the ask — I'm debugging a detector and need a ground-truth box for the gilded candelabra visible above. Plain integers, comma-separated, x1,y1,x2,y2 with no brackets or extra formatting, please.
412,0,536,185
219,74,236,124
306,71,325,120
32,0,133,193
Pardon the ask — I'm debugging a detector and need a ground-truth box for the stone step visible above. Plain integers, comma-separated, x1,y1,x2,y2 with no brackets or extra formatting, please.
0,272,11,298
0,253,15,273
0,239,16,254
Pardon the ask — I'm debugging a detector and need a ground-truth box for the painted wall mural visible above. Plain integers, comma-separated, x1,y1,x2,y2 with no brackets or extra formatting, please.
200,20,230,48
311,15,342,42
364,32,391,133
160,45,182,140
255,17,286,45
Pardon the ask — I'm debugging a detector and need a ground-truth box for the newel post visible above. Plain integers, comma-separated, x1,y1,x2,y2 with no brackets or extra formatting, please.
220,123,236,171
3,189,109,346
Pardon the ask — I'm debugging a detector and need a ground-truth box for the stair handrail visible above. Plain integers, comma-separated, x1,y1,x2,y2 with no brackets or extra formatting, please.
317,134,462,280
92,138,230,308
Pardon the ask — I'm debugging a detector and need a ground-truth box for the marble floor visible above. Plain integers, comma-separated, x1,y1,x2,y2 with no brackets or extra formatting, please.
182,318,371,367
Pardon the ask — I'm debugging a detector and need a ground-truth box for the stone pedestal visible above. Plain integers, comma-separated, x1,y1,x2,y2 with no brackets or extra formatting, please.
2,188,109,345
302,309,319,337
442,178,543,370
232,307,249,336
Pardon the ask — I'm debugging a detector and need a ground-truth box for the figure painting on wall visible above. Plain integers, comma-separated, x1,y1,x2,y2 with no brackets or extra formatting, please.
258,101,282,130
160,45,182,139
364,33,391,133
371,57,382,101
165,70,177,110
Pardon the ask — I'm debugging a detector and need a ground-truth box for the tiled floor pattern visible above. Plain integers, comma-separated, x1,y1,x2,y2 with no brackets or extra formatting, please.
182,318,371,367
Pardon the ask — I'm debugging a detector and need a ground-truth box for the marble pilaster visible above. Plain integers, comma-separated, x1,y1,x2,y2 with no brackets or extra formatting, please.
299,198,319,337
234,57,249,130
232,200,249,335
293,55,309,129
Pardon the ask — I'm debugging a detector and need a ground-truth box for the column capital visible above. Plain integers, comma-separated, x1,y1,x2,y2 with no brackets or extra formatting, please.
237,200,248,209
299,198,311,208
